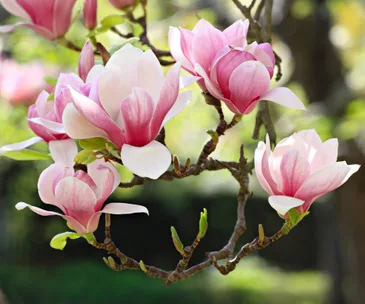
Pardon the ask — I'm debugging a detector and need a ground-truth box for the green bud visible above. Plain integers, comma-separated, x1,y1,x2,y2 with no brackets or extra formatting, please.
198,208,208,240
207,130,219,145
287,208,310,228
139,260,147,273
170,226,184,255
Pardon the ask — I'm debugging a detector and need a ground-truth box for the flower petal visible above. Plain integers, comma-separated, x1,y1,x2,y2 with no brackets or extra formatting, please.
78,40,95,82
63,103,109,140
121,141,171,179
168,26,194,73
259,87,306,110
102,202,149,215
0,137,43,154
0,0,31,20
49,139,78,166
310,138,338,172
280,149,311,196
15,202,63,216
223,19,249,47
255,141,275,195
68,87,124,147
229,61,271,114
341,164,360,185
180,76,199,89
268,196,305,216
27,118,65,134
121,87,155,146
162,91,191,126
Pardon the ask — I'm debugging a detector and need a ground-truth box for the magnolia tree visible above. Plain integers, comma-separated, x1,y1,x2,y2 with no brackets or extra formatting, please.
0,0,360,285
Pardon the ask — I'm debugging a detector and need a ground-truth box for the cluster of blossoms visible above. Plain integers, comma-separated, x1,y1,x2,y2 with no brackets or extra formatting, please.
0,0,359,245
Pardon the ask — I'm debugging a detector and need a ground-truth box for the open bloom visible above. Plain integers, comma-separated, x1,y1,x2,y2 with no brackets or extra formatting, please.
63,44,191,179
169,19,305,114
0,58,52,105
0,0,77,40
0,41,99,155
255,130,360,217
16,139,148,235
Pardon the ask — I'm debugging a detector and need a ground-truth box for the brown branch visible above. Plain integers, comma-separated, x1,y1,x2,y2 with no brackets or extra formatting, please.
254,0,266,20
252,100,276,145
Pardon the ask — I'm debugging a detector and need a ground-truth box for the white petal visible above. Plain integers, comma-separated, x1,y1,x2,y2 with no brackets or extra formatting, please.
259,87,306,110
0,0,31,20
27,118,65,134
121,141,171,179
86,64,104,84
162,91,191,126
101,202,149,215
49,139,78,166
180,76,200,89
268,195,305,216
0,137,43,154
63,103,108,139
341,164,360,185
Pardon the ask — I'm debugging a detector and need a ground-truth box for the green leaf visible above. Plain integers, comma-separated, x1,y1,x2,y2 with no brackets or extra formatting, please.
47,93,55,101
170,226,184,255
74,149,97,164
288,208,310,227
90,15,125,36
79,138,108,150
50,232,81,250
109,37,140,55
2,149,51,161
44,76,58,86
198,208,208,240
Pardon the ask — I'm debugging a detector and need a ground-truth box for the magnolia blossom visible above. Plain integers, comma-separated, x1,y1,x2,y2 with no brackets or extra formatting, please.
0,0,77,40
0,41,98,155
255,130,360,217
0,58,52,105
108,0,136,9
16,139,148,234
169,19,305,114
63,44,191,179
83,0,97,30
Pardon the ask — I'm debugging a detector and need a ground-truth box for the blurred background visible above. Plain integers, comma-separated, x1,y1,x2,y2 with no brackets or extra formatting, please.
0,0,365,303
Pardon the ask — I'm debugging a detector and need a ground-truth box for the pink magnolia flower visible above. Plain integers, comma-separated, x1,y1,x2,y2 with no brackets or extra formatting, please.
255,130,360,217
169,19,305,114
63,44,191,179
16,139,148,235
0,0,77,40
0,41,99,155
0,58,51,105
108,0,136,10
83,0,97,30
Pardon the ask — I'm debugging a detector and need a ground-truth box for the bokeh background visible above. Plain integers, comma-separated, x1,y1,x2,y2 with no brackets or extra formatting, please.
1,0,365,303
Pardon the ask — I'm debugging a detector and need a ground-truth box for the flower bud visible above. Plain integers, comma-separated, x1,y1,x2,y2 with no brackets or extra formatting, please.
84,0,98,30
109,0,136,10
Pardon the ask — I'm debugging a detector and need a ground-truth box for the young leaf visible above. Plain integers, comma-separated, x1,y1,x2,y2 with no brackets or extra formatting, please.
171,226,184,255
50,232,81,250
44,76,58,86
2,149,51,161
79,138,108,150
74,149,97,164
198,208,208,240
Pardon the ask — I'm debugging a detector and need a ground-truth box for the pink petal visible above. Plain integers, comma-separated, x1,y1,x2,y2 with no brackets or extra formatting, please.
259,87,306,110
294,162,351,203
26,24,57,40
168,26,194,73
150,63,181,137
48,139,78,166
255,141,275,195
86,65,104,84
137,50,164,102
87,162,118,211
223,19,249,47
0,137,43,154
191,20,226,72
101,202,149,215
63,103,109,140
280,149,311,196
121,141,171,179
229,61,271,114
121,87,155,146
211,50,255,95
180,27,195,66
78,41,95,82
88,159,120,194
296,129,322,150
0,0,31,20
68,87,125,147
74,170,97,190
55,176,97,227
27,118,65,134
162,91,191,126
310,138,338,172
268,196,305,216
341,164,360,185
245,42,275,77
52,0,76,38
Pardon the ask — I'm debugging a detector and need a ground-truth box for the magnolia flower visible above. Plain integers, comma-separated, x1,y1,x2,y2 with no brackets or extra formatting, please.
169,19,305,114
16,139,148,235
0,58,52,105
63,44,191,179
0,0,77,40
108,0,136,10
255,130,360,217
83,0,97,30
0,41,99,155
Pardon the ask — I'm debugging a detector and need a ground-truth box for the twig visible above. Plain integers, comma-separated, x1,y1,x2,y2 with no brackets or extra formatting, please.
252,100,276,145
